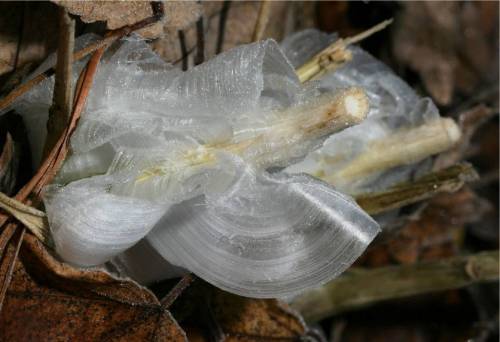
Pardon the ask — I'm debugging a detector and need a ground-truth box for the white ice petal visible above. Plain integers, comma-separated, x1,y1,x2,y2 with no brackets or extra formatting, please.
43,177,167,266
146,168,379,298
11,33,380,299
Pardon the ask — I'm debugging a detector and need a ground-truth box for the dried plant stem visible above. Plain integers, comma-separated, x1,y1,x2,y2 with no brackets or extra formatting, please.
225,87,369,163
343,19,394,46
44,7,75,158
136,87,369,182
296,19,393,83
252,0,271,42
0,192,48,243
161,274,195,309
54,7,76,117
291,250,499,322
356,163,479,215
323,118,462,189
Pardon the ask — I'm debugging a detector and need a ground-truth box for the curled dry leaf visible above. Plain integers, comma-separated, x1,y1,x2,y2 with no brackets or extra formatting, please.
169,281,308,341
53,1,202,39
209,290,307,341
0,234,186,341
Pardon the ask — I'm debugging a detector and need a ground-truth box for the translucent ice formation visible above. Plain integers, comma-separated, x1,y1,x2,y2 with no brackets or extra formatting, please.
283,30,461,196
8,35,379,298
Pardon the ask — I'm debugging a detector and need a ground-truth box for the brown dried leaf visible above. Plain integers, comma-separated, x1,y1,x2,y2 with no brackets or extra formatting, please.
209,289,307,341
161,1,203,31
358,188,491,267
0,234,187,341
54,1,154,29
54,1,202,39
171,281,309,341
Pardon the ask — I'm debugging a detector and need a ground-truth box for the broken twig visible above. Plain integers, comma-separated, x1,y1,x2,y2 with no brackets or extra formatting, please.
356,163,479,215
296,19,393,82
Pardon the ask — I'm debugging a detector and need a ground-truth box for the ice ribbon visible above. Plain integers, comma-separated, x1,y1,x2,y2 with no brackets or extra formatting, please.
10,35,379,298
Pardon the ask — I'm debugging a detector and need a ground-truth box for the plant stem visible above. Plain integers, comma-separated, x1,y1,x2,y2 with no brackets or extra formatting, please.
323,118,462,190
291,250,499,322
44,7,75,158
0,192,48,244
252,0,271,42
133,87,369,187
296,19,393,83
356,163,478,215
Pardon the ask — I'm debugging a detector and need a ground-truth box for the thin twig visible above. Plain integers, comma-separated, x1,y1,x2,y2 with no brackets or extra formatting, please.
194,17,205,66
252,0,271,42
296,19,393,82
344,19,393,45
291,250,499,322
216,1,231,54
161,274,195,309
44,7,75,158
53,7,75,122
178,30,188,71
